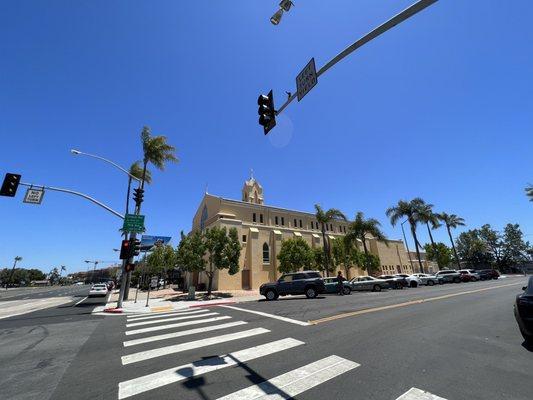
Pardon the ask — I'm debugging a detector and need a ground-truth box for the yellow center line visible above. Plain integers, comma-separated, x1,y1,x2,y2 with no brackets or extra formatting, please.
308,282,523,325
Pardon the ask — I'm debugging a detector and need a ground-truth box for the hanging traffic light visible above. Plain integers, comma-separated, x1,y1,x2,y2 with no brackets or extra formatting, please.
258,90,276,135
133,188,144,207
132,238,141,257
119,239,132,260
0,173,22,197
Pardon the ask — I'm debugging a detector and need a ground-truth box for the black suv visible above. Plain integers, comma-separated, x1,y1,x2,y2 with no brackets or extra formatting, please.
259,271,326,300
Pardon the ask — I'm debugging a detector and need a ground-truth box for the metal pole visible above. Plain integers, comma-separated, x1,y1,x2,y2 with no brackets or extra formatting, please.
19,182,124,219
71,150,141,182
145,278,151,307
276,0,438,115
401,220,415,272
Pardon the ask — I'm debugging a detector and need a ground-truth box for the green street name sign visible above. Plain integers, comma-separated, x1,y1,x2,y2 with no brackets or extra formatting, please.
122,214,145,233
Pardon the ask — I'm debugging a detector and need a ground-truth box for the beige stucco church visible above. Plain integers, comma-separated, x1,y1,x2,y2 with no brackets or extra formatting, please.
186,176,414,291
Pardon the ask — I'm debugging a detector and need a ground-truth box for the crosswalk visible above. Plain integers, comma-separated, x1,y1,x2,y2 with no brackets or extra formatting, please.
117,307,359,399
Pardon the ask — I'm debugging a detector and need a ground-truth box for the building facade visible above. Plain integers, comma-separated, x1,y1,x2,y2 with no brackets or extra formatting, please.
186,177,414,291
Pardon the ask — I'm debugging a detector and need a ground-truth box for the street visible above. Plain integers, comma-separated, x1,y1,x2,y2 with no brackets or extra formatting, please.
1,277,531,400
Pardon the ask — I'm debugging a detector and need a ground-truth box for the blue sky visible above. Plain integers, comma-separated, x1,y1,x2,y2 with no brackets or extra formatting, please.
1,0,532,273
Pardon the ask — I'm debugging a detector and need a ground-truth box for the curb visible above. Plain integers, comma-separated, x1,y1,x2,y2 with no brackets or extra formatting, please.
103,307,124,314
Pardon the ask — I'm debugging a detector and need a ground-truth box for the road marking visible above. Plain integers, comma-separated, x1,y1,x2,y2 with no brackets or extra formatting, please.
122,327,270,365
125,316,232,335
150,305,173,312
118,338,305,399
310,282,524,324
123,321,248,347
396,387,447,400
126,310,197,321
216,355,359,400
221,305,311,326
125,310,214,327
74,296,88,306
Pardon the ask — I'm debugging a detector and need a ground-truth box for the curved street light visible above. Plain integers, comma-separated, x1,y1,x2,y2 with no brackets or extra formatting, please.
70,149,141,182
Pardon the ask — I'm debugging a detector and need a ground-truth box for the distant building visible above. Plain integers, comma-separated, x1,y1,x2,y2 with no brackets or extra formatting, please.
407,251,439,274
186,176,414,291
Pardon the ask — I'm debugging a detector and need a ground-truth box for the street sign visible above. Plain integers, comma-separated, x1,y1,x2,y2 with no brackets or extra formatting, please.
122,214,145,233
23,188,45,204
296,58,318,101
140,235,172,251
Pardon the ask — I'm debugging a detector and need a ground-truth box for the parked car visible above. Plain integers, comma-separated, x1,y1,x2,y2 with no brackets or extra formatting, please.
88,283,109,297
75,281,84,285
412,273,443,286
349,276,389,292
477,269,500,280
458,269,480,282
514,276,533,343
378,275,407,289
435,270,462,283
259,271,326,300
322,277,351,295
394,274,422,288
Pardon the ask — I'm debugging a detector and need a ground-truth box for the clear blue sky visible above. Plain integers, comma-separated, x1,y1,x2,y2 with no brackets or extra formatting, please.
1,0,532,273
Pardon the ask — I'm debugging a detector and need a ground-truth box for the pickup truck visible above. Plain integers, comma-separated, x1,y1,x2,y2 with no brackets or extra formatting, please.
259,271,326,300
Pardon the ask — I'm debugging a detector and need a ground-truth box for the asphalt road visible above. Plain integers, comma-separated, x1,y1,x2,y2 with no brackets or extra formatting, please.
0,284,91,301
1,277,532,400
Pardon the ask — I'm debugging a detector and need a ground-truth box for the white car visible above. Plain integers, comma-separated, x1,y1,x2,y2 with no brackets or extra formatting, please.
394,274,422,288
75,281,84,285
412,273,442,286
88,283,109,297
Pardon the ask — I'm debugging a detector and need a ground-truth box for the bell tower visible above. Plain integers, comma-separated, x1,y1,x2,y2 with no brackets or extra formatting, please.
242,170,264,205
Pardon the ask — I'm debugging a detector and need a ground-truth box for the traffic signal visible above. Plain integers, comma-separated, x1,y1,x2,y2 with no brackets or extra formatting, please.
258,90,276,135
125,263,136,273
0,173,21,197
133,188,144,207
119,239,132,260
131,238,141,257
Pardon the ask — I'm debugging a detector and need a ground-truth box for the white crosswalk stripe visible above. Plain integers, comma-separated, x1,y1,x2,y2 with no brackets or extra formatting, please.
123,321,248,347
127,310,203,321
125,315,232,335
395,388,448,400
125,311,217,328
118,338,305,399
216,355,359,400
121,327,270,365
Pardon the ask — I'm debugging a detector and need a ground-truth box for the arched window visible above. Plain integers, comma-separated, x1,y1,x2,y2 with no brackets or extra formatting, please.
262,243,270,263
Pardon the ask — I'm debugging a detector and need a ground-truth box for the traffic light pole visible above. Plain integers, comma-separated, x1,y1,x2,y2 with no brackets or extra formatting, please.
274,0,438,116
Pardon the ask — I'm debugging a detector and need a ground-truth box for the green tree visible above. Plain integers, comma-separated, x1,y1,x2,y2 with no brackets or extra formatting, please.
27,268,46,281
204,227,241,296
525,184,533,201
501,223,530,268
332,236,363,279
311,247,325,271
139,126,178,192
360,253,381,275
478,224,503,269
146,244,176,286
176,231,206,274
129,160,152,184
386,198,426,273
48,267,61,285
416,203,441,267
347,211,387,255
436,212,465,268
456,229,492,268
423,242,453,269
277,237,314,274
314,204,347,276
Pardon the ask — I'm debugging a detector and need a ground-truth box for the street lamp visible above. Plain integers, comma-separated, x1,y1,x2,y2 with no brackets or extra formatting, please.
84,260,99,284
270,0,293,25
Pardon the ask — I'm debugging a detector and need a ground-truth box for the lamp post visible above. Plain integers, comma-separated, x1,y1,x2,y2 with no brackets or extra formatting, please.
84,260,99,284
400,220,416,273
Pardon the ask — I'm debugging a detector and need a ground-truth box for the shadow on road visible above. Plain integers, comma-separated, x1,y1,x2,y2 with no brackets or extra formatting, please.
258,296,326,302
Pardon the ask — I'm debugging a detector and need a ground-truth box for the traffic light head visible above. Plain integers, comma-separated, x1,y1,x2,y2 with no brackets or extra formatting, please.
132,238,141,257
133,188,144,207
257,90,276,135
125,263,136,273
0,173,22,197
119,239,131,260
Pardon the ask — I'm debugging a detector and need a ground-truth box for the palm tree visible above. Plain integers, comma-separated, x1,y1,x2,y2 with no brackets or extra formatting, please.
60,265,67,276
314,204,347,276
526,185,533,201
386,198,426,273
416,203,441,266
347,211,387,255
126,161,152,214
436,212,465,268
139,126,178,198
5,256,22,289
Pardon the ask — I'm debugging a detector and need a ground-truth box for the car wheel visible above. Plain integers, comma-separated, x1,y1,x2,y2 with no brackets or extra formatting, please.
305,286,317,299
453,277,461,283
343,286,351,295
471,277,478,282
410,281,418,288
427,280,435,286
265,289,277,301
373,284,381,292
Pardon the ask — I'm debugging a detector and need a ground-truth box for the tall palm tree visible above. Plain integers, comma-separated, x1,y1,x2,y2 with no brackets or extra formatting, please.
347,211,387,255
140,126,178,199
416,203,441,266
60,265,67,276
314,204,347,276
126,161,152,214
386,198,426,273
436,212,465,268
526,185,533,201
5,256,22,289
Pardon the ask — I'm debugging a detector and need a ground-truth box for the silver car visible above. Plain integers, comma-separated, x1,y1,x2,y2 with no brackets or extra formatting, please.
412,273,443,286
349,276,389,292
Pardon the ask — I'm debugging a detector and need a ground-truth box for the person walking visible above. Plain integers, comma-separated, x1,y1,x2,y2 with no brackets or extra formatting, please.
337,270,345,295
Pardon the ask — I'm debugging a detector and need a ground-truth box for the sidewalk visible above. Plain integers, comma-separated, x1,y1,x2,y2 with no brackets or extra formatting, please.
96,287,262,314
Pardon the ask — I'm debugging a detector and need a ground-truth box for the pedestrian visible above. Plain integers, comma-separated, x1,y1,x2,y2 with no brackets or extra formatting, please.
337,271,345,295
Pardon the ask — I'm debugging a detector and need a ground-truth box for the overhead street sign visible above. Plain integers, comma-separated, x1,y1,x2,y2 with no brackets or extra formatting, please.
122,214,145,233
296,58,318,102
140,235,172,251
23,188,45,204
